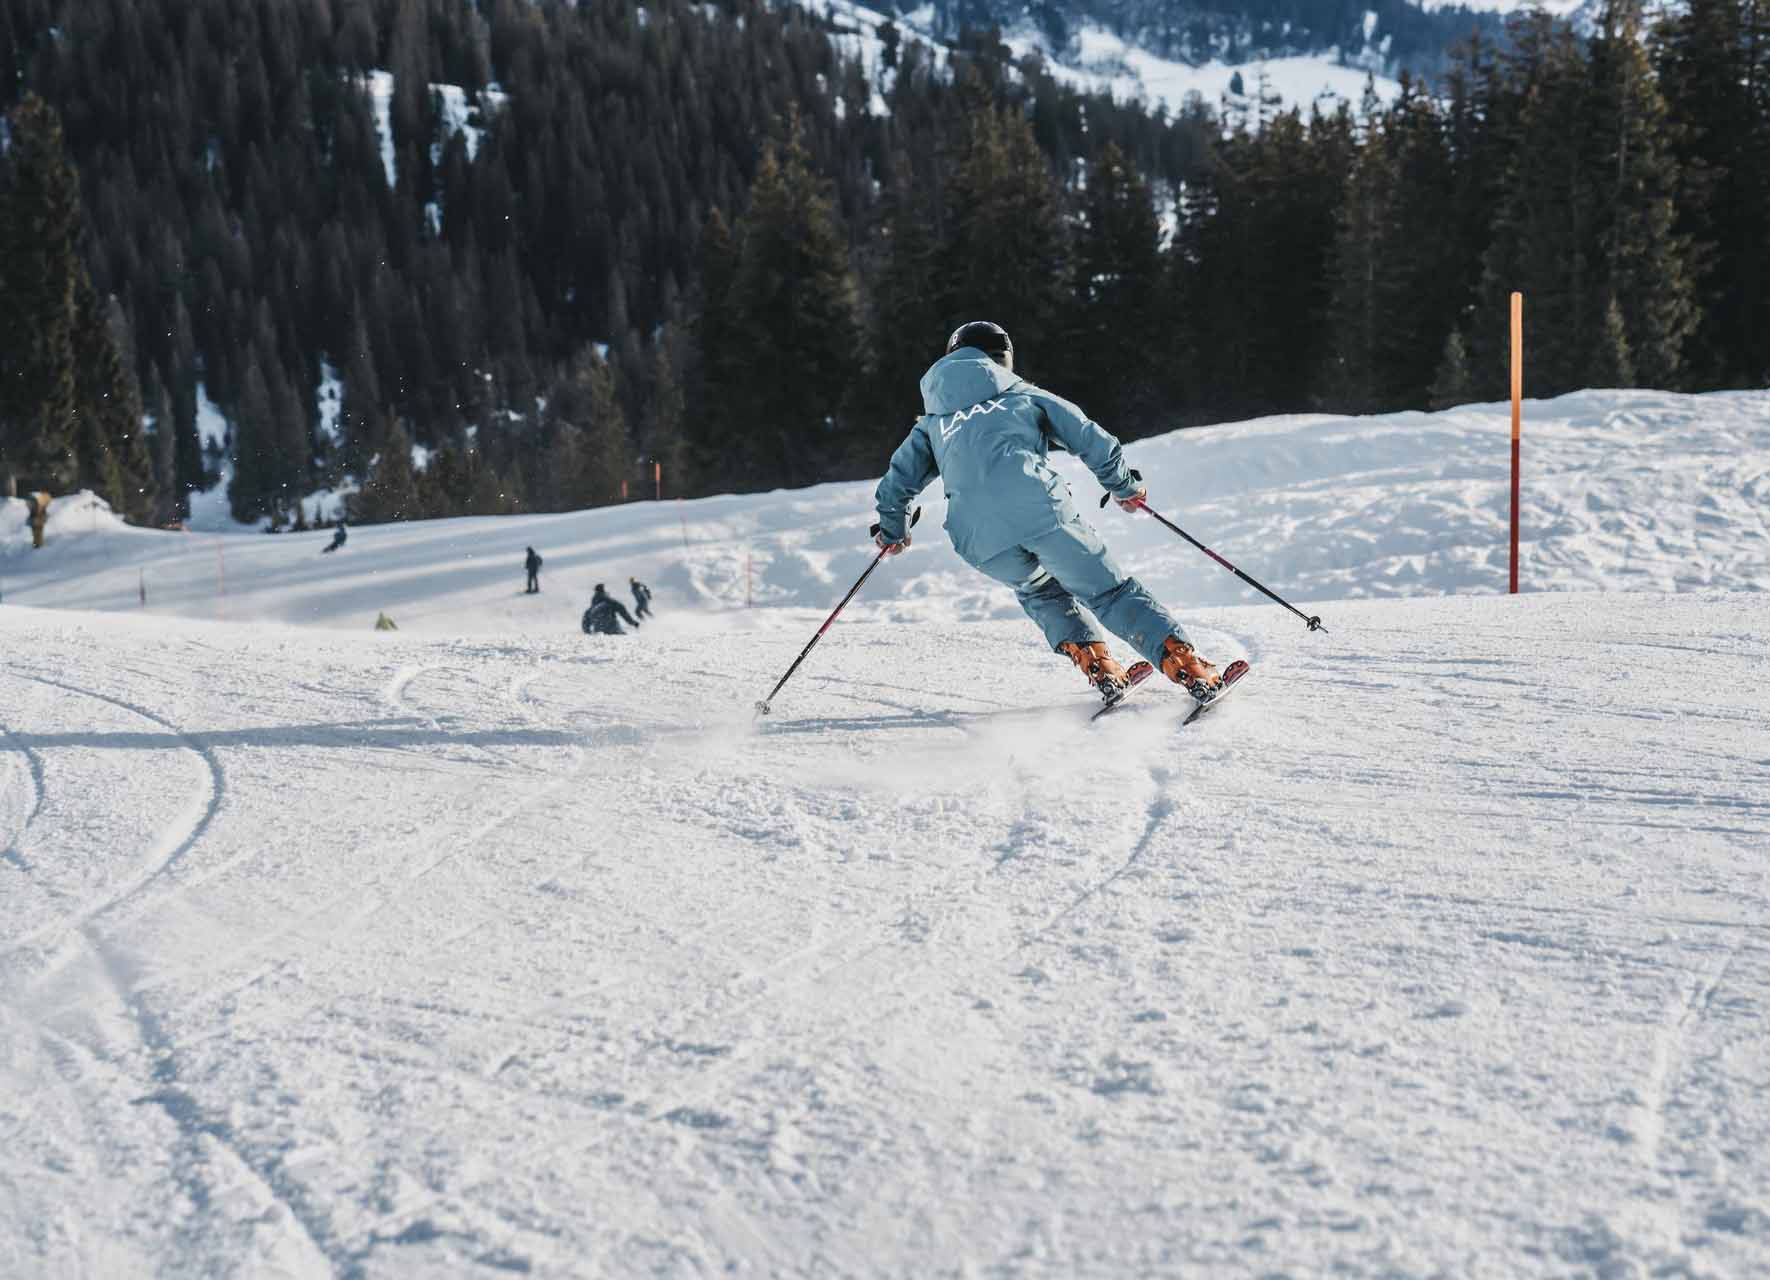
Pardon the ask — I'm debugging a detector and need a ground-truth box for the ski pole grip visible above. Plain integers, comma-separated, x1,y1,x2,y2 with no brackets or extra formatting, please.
867,506,923,539
1100,469,1143,508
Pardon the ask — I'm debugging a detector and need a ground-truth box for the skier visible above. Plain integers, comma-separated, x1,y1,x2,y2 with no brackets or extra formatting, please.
322,520,348,553
629,576,653,620
581,583,640,636
872,321,1224,708
525,546,543,594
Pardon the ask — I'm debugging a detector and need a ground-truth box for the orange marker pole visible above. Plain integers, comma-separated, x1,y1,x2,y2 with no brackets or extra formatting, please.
1509,291,1523,595
654,461,662,501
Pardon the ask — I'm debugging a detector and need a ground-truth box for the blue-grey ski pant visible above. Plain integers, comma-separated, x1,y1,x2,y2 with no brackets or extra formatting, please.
969,517,1188,667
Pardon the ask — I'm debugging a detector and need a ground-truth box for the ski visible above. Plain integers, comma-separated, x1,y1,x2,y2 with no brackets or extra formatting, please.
1181,659,1252,726
1089,661,1157,721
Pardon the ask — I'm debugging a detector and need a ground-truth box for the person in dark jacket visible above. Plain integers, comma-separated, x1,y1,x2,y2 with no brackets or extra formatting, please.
322,520,348,553
525,546,543,594
582,583,640,635
629,576,653,619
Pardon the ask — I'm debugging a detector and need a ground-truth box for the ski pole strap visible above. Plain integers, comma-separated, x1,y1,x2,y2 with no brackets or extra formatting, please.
868,505,924,541
1095,469,1143,508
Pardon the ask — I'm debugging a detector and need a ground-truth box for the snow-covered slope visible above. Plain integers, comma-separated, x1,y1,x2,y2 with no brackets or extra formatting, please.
4,390,1769,1277
5,389,1766,629
809,0,1404,114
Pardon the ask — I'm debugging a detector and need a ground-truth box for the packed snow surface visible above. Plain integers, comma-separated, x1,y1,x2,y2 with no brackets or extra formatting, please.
3,390,1769,1276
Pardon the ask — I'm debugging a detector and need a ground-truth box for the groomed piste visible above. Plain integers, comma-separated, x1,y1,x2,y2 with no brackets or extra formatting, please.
3,389,1768,1277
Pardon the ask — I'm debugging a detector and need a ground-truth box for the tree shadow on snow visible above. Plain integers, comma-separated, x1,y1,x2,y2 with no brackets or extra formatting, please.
2,720,584,753
757,704,1073,735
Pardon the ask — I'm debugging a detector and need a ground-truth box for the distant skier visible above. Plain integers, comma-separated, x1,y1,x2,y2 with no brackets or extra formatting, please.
581,583,640,636
629,576,653,620
322,520,348,553
525,546,543,594
872,321,1224,708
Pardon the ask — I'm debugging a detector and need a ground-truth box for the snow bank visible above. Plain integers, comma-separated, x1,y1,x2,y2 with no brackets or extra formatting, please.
0,490,128,557
2,389,1765,632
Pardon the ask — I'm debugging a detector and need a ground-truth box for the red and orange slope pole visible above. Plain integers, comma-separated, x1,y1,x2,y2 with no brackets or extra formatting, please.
1510,291,1523,595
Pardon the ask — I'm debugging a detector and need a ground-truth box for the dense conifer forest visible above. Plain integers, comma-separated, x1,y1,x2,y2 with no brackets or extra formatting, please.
0,0,1765,527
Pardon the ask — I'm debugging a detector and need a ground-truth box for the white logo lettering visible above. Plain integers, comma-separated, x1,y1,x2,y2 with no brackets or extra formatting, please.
939,397,1007,441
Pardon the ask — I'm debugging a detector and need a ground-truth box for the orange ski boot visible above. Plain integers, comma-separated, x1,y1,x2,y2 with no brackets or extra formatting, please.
1058,640,1132,707
1160,636,1223,702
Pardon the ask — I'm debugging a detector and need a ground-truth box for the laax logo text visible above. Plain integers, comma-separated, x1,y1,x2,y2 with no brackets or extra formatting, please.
940,398,1008,441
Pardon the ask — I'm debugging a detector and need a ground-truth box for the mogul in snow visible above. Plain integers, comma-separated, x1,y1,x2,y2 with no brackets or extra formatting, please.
873,321,1224,708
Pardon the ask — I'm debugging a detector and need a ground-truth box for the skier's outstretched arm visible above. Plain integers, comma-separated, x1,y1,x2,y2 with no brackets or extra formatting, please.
873,423,936,544
1026,389,1141,501
615,601,639,627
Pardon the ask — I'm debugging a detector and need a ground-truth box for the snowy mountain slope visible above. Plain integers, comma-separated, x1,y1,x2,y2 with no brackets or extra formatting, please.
5,389,1767,631
3,390,1770,1277
807,0,1405,114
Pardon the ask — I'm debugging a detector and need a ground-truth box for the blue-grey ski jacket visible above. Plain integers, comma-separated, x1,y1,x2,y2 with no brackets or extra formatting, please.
873,347,1143,563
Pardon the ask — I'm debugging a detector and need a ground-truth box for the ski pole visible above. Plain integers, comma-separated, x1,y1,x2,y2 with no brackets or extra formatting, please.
754,506,922,715
1102,492,1326,633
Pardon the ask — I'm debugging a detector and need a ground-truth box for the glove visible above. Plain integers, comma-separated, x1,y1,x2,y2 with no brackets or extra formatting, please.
875,531,911,556
1116,488,1148,513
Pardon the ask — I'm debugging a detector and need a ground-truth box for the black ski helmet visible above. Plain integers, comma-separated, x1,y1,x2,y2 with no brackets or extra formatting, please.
946,320,1013,368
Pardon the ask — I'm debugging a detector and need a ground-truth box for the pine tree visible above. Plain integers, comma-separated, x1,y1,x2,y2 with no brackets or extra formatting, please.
1325,78,1465,412
354,419,423,523
143,362,179,523
1323,104,1392,412
1476,13,1599,396
0,93,81,497
1652,0,1770,384
1428,329,1475,409
548,347,629,508
230,352,276,522
941,85,1071,375
69,275,156,521
1588,0,1698,388
643,342,691,499
339,316,388,478
168,295,205,512
1588,294,1637,386
714,127,861,490
860,165,947,455
1066,141,1163,432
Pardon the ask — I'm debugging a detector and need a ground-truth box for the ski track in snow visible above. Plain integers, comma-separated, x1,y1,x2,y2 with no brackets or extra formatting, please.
3,599,1767,1276
4,390,1770,1275
0,711,46,873
0,669,224,965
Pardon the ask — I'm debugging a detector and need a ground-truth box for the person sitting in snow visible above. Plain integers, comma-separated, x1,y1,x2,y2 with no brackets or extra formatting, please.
581,583,640,636
629,576,653,620
525,546,543,594
322,520,348,553
871,321,1223,709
